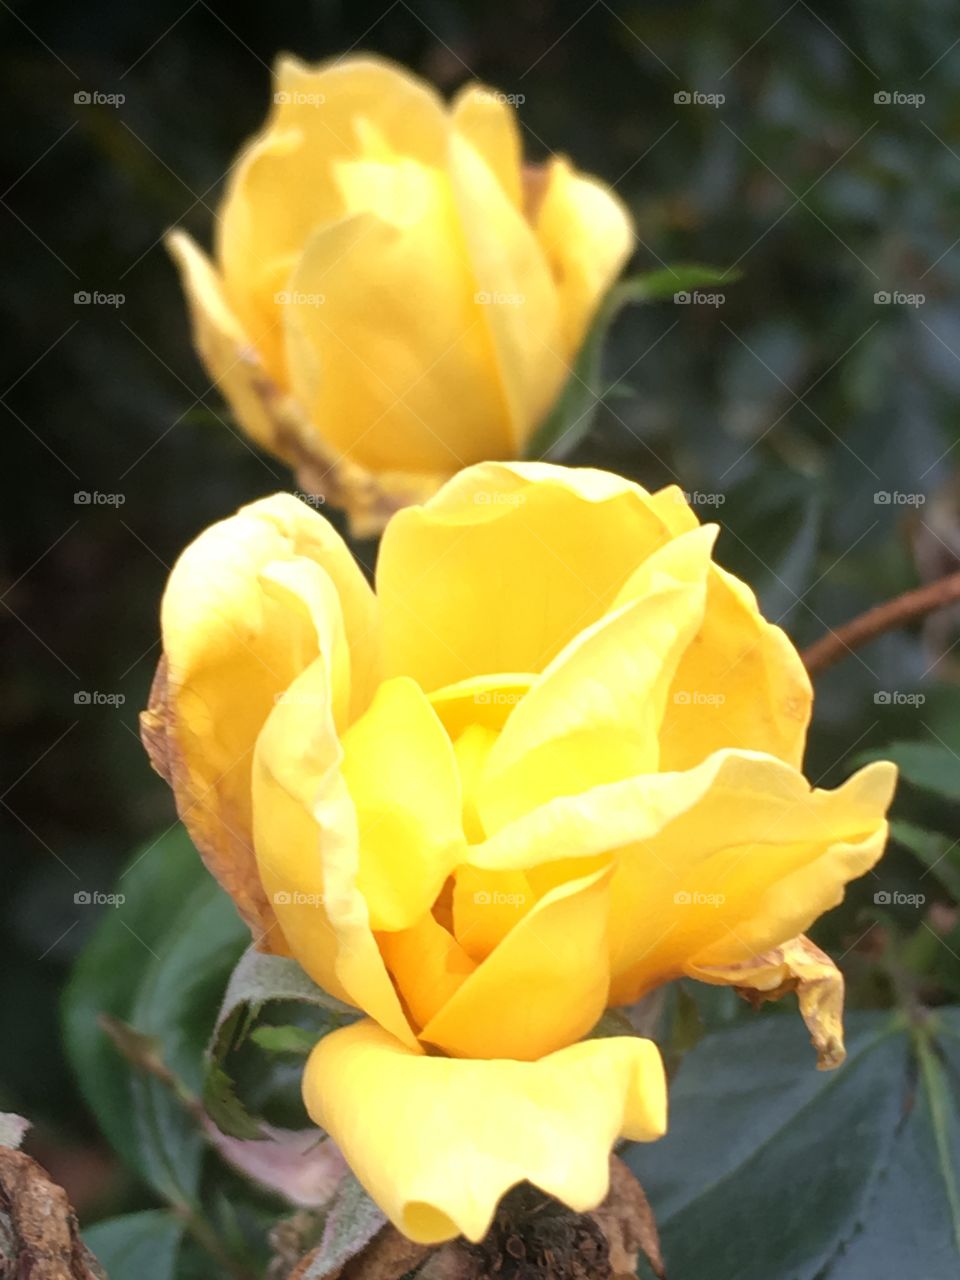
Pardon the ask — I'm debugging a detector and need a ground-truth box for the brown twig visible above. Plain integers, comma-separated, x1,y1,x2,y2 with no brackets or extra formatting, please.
801,571,960,675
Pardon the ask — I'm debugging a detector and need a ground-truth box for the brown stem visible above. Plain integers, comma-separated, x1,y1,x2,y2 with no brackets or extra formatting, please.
801,571,960,675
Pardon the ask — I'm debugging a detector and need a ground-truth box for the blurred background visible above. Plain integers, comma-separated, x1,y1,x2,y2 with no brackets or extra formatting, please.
3,0,960,1242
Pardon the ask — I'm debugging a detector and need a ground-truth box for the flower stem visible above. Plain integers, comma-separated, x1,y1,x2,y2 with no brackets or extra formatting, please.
801,571,960,675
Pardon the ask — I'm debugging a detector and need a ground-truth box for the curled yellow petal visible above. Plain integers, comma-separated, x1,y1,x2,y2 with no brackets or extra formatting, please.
421,867,613,1061
478,525,717,828
252,658,418,1049
302,1019,667,1244
141,493,376,946
686,934,848,1069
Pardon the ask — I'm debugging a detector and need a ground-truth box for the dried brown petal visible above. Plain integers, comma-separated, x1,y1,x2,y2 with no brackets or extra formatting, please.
689,934,846,1070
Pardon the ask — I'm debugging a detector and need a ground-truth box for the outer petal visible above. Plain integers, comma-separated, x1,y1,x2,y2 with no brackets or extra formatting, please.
141,494,378,944
270,55,448,164
303,1020,666,1244
377,462,681,690
166,234,444,534
420,867,613,1061
449,133,566,451
217,55,449,377
532,156,634,359
214,126,304,388
462,750,894,1003
252,658,417,1048
451,84,523,208
165,230,291,452
605,755,896,1003
282,201,515,473
658,565,812,771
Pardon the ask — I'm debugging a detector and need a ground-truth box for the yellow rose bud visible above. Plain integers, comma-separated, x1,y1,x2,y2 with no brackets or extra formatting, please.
141,463,895,1244
166,56,634,536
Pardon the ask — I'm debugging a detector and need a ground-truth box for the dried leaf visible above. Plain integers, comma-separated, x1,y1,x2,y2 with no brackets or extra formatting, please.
206,1122,347,1209
0,1145,105,1279
589,1157,665,1279
0,1116,29,1152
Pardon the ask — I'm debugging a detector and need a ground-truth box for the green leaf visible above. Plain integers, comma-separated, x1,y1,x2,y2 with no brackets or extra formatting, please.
526,265,734,460
205,949,359,1140
250,1025,320,1055
624,1010,960,1279
890,820,960,900
214,951,358,1026
62,826,248,1205
617,264,736,304
203,1061,267,1142
83,1210,184,1280
859,741,960,803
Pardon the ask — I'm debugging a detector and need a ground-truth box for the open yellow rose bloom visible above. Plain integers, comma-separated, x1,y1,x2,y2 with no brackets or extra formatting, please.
167,56,633,533
142,463,895,1244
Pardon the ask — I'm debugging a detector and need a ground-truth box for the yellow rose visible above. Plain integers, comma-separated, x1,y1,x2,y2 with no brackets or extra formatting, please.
141,463,895,1244
167,56,633,535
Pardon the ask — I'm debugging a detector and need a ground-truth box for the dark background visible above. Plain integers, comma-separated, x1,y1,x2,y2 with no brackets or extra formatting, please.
3,0,960,1222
